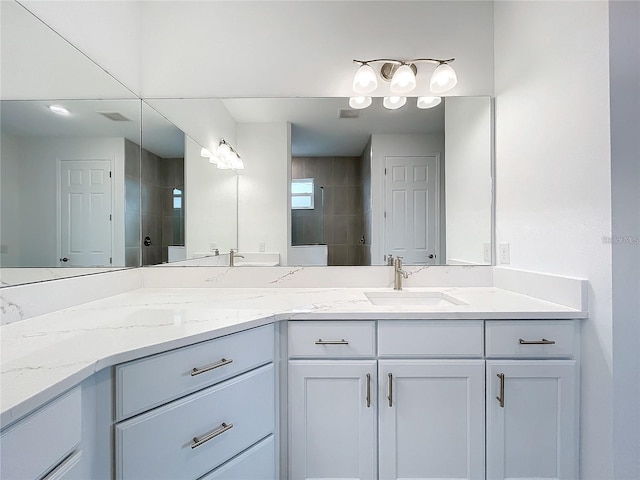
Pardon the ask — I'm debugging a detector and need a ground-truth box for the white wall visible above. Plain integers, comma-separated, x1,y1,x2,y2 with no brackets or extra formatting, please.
609,1,640,478
3,136,126,267
494,2,612,478
237,123,290,264
184,136,238,258
445,97,492,265
370,133,445,265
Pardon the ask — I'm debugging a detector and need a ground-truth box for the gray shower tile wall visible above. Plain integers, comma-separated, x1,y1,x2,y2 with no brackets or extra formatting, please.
140,149,184,266
292,156,367,266
124,139,141,267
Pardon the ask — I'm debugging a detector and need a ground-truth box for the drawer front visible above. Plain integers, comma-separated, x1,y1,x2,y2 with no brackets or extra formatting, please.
486,320,578,358
44,451,83,480
0,387,81,480
378,320,484,357
200,434,275,480
115,363,275,480
116,324,274,420
288,321,376,358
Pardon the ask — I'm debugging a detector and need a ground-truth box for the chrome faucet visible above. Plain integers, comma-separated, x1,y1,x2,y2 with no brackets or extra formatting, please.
229,249,244,266
393,256,409,290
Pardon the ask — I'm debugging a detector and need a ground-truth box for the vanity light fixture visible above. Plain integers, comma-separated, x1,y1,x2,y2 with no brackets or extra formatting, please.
48,104,70,116
213,139,244,170
351,57,457,110
383,96,407,110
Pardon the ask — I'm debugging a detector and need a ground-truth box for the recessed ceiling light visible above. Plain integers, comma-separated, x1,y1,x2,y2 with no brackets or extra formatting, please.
48,104,70,116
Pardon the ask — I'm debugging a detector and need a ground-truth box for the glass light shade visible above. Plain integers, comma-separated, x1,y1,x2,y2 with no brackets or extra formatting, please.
209,155,219,164
349,96,372,109
430,63,458,93
200,147,212,158
416,96,442,109
216,157,231,169
216,142,231,158
352,64,378,94
383,96,407,110
390,64,416,94
228,152,244,170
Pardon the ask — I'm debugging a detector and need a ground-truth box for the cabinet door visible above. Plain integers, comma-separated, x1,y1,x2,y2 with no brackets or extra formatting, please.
486,361,578,480
289,360,377,480
378,360,485,480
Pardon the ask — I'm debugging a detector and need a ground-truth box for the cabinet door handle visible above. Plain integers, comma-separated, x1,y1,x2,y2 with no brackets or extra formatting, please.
366,373,371,408
315,339,349,345
496,373,505,408
519,338,556,345
191,422,234,449
388,373,393,407
191,358,233,376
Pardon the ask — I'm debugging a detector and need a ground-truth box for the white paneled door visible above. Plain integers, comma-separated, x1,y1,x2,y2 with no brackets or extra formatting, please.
378,360,485,480
384,156,439,264
58,159,112,266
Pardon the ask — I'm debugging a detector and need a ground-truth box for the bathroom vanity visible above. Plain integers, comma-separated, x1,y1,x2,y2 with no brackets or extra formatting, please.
0,267,586,480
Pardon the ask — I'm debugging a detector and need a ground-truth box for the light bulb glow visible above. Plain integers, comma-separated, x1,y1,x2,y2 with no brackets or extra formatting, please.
349,96,372,109
201,147,212,158
383,96,407,110
48,104,70,116
216,142,231,158
429,63,457,93
352,64,378,94
416,96,442,109
390,64,416,94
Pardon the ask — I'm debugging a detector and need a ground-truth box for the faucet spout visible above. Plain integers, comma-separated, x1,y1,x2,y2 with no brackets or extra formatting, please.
229,249,245,267
393,257,409,290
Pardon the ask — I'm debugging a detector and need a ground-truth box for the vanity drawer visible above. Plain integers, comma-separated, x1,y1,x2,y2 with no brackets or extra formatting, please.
288,321,376,358
115,364,275,480
378,320,484,357
115,324,274,420
200,434,275,479
0,387,81,480
485,320,578,358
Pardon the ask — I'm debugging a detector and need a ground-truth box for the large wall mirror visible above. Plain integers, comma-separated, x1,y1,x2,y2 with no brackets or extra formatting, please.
0,1,141,287
147,96,493,267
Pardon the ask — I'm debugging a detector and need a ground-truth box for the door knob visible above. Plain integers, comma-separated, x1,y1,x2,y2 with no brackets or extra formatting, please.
428,254,435,259
144,236,152,246
59,257,69,262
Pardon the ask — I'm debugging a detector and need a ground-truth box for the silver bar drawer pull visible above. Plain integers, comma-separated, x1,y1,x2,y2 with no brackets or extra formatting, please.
191,422,234,449
519,338,556,345
496,373,505,408
315,339,349,345
191,358,233,376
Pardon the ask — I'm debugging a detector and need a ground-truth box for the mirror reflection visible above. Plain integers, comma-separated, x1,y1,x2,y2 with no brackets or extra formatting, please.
0,99,142,286
146,96,492,267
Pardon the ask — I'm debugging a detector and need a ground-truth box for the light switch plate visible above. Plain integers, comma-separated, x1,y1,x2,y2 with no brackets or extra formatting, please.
499,243,510,264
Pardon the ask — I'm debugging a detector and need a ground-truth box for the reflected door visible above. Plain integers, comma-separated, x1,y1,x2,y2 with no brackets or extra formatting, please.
384,156,439,264
58,159,112,266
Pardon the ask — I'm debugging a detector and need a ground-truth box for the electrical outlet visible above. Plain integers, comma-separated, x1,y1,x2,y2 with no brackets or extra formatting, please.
210,242,217,252
499,243,511,264
483,243,491,263
258,242,265,252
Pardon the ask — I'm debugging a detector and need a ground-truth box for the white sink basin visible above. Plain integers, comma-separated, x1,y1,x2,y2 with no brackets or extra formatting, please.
364,291,467,307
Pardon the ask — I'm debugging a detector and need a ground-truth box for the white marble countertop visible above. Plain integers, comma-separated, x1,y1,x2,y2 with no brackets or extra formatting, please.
0,286,586,427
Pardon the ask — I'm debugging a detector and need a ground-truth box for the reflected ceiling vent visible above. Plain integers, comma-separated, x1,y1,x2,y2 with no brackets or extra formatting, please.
339,109,359,119
98,112,131,121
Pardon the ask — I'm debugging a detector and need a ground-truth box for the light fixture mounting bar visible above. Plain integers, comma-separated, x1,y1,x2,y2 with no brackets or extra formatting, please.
352,57,455,65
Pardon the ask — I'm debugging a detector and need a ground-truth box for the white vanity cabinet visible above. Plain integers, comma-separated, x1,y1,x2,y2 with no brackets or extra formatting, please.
288,321,377,480
0,387,82,480
288,320,486,480
485,321,580,480
114,324,276,480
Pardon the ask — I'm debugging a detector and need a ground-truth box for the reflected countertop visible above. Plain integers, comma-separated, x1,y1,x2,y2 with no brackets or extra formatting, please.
0,286,586,427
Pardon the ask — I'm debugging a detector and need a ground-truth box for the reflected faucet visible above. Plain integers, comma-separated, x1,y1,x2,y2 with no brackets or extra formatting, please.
229,249,244,267
393,256,409,290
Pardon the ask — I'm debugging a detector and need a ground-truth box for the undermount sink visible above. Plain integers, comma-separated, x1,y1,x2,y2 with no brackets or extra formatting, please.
364,291,467,307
